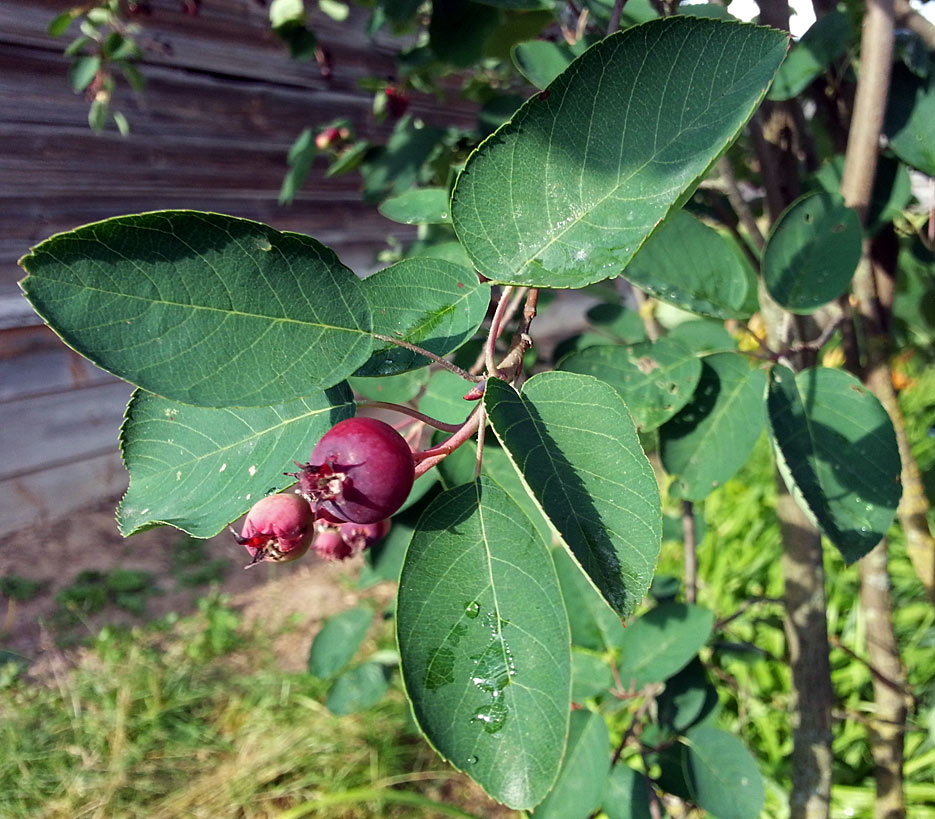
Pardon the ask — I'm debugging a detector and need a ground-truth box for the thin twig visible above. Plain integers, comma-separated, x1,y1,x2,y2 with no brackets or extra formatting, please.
372,333,482,382
829,634,912,699
610,683,664,764
355,401,462,433
484,286,515,375
718,156,766,251
607,0,628,34
412,404,484,476
469,287,527,376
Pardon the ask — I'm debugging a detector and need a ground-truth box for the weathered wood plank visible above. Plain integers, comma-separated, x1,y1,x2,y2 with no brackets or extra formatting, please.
0,450,127,532
0,381,132,481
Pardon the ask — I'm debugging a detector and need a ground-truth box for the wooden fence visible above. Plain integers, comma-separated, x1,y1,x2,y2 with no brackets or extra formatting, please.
0,0,478,531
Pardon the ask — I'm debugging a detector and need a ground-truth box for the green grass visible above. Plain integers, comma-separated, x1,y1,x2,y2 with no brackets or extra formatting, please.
654,425,935,818
0,593,497,819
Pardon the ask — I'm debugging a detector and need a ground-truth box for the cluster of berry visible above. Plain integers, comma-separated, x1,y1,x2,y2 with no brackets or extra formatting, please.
233,418,414,566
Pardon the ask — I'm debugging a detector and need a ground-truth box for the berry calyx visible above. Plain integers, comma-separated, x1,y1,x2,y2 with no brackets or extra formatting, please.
233,493,314,566
293,417,414,524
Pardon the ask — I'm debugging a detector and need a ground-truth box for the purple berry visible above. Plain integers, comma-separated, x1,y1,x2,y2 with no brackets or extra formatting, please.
293,418,414,524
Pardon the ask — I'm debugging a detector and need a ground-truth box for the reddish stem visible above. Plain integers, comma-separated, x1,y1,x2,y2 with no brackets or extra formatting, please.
356,401,462,433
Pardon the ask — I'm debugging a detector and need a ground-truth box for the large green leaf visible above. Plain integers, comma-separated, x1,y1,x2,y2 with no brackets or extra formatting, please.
622,211,758,319
325,663,390,715
485,373,661,617
308,606,374,678
767,10,851,101
356,259,489,376
19,211,372,407
603,765,654,819
418,369,477,425
436,439,553,545
660,353,766,501
766,366,902,563
396,479,570,810
557,338,703,431
451,18,788,288
553,547,626,652
533,710,611,819
762,192,862,314
511,40,575,89
885,59,935,177
615,602,714,689
659,725,765,819
117,383,354,537
378,188,451,225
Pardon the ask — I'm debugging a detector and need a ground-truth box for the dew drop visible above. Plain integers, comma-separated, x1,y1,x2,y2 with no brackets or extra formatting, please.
465,601,480,618
465,755,478,765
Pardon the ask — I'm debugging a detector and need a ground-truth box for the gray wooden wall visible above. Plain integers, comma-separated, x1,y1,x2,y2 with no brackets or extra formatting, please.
0,0,477,532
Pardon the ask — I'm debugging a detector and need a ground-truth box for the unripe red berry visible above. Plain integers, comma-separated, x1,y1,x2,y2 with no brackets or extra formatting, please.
294,417,414,524
340,518,391,553
234,493,314,566
312,526,353,561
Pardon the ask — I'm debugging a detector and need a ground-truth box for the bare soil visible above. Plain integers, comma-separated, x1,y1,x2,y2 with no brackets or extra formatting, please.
0,495,389,670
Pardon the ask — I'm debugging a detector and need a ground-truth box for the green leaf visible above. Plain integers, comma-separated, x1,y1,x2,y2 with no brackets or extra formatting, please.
615,602,714,688
19,211,372,407
553,547,626,652
112,110,130,137
117,384,354,537
397,478,571,810
418,369,476,426
511,40,575,89
361,118,443,202
429,0,501,67
325,663,390,715
660,353,767,501
452,18,788,288
623,211,758,319
350,369,429,403
88,97,108,132
668,318,736,354
356,259,488,376
437,439,553,545
532,710,610,819
763,192,862,313
48,10,77,36
378,188,451,224
667,725,765,819
656,657,718,732
766,366,902,563
270,0,305,28
767,10,851,101
557,338,702,431
586,303,648,343
885,59,935,176
359,520,413,587
572,651,614,700
485,373,661,617
603,765,654,819
69,55,100,92
308,606,374,678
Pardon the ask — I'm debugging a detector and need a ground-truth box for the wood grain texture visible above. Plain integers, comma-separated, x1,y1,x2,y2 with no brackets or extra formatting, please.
1,0,480,529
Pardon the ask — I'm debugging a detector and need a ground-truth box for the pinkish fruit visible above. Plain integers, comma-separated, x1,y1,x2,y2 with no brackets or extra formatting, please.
312,526,354,561
234,493,314,566
292,417,414,524
339,518,391,553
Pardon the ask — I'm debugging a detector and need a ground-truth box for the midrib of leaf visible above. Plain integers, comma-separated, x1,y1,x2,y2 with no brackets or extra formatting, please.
37,277,370,335
513,26,765,273
123,403,344,477
474,482,532,799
